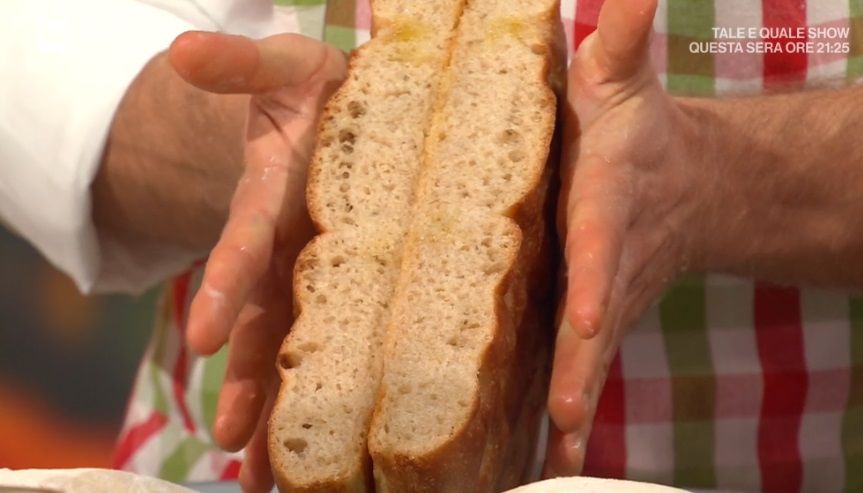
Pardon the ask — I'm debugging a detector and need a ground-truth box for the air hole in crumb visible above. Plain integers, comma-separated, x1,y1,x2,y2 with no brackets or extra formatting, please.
278,352,302,370
341,171,350,179
315,294,327,304
315,382,323,391
331,256,346,267
447,336,460,347
439,132,447,141
306,284,316,293
508,150,525,162
340,183,350,193
499,69,508,74
338,129,356,144
341,144,354,154
299,341,322,353
284,438,308,455
499,129,521,145
531,44,547,55
302,423,313,429
338,161,353,170
347,100,366,118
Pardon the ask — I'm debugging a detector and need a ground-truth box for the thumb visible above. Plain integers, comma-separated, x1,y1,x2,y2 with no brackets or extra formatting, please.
168,31,345,94
585,0,657,83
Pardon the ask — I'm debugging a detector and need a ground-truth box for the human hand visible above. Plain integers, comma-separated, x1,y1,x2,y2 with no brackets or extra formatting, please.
543,0,705,477
169,32,346,493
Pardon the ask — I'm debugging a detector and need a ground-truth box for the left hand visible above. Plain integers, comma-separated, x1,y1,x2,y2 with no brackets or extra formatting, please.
543,0,706,477
169,31,346,493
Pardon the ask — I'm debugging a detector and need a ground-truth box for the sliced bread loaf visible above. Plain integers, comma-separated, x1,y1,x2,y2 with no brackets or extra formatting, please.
269,0,562,491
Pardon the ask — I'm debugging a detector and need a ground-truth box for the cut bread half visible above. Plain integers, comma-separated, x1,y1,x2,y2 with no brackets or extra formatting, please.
268,2,467,491
367,0,562,491
269,0,563,491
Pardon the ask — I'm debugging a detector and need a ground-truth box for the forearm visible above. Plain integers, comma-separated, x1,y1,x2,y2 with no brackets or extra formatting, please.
680,86,863,288
92,51,248,256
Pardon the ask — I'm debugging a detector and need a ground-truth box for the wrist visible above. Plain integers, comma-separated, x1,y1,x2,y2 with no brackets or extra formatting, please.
671,96,744,276
93,51,248,253
643,96,720,277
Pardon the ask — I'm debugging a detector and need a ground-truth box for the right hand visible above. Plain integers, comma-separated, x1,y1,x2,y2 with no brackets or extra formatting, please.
544,0,705,477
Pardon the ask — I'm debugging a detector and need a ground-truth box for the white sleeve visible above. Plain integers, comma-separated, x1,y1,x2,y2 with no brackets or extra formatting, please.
0,0,275,295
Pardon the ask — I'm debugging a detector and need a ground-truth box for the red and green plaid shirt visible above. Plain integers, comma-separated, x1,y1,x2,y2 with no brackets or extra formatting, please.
113,1,863,491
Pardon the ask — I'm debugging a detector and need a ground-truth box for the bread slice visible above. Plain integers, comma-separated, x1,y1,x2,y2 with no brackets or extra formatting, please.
366,0,562,491
268,0,562,490
267,2,467,492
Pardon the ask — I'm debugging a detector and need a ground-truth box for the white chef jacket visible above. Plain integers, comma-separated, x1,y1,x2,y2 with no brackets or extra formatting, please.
0,1,279,294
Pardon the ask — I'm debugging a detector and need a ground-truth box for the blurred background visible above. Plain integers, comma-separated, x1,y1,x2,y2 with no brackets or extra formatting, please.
0,225,158,469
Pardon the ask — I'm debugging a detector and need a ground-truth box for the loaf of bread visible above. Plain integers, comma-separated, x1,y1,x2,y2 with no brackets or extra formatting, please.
268,0,563,491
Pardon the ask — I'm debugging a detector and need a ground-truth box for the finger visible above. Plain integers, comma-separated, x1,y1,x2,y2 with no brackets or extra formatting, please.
185,169,278,354
547,314,613,435
542,421,592,479
169,31,343,94
590,0,657,83
212,271,291,451
239,380,279,493
563,154,630,338
186,116,314,355
545,314,618,477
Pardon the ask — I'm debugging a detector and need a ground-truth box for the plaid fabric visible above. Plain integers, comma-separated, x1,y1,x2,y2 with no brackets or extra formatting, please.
112,1,863,491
